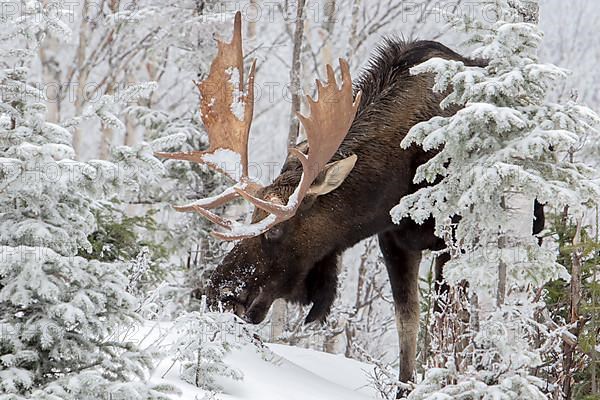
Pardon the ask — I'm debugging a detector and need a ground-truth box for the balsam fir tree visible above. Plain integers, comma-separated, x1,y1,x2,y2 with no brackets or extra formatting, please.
0,4,174,399
389,0,600,397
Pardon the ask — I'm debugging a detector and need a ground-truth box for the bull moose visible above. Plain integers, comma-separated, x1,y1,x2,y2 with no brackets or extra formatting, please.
158,12,543,393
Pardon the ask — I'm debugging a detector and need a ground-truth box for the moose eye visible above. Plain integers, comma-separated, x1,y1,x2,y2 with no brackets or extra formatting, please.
264,226,284,242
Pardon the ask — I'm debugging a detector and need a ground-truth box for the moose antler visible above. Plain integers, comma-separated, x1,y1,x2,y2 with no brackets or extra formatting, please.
156,11,361,241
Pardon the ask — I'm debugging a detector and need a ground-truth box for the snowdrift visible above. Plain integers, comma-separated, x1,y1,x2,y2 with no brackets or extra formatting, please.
141,322,379,400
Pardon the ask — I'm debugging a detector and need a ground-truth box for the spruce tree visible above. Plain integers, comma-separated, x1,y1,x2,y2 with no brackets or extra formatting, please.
0,4,173,399
391,0,600,397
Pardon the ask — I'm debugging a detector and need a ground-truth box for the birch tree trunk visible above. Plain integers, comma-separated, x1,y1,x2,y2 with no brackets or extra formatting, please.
124,70,138,147
72,0,91,157
273,0,308,342
497,193,535,306
39,0,61,123
247,0,257,42
286,0,307,147
562,214,583,399
98,0,121,160
39,42,60,123
346,0,362,60
320,0,336,66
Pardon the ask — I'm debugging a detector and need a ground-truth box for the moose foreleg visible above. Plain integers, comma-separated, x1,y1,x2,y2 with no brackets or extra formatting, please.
394,297,419,388
378,232,422,393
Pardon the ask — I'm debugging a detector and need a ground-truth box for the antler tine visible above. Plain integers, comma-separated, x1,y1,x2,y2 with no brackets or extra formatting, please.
174,187,240,213
188,205,234,229
325,64,336,87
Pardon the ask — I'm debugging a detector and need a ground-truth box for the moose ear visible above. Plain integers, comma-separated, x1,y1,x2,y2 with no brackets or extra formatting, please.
307,154,357,197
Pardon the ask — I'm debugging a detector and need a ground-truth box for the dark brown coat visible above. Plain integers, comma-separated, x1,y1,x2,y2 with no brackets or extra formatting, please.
207,39,537,388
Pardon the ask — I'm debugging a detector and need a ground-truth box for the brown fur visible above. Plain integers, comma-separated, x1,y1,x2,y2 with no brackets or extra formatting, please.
206,39,538,388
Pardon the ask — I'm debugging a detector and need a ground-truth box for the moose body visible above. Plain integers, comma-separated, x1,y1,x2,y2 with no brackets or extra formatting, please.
207,39,488,385
159,14,542,390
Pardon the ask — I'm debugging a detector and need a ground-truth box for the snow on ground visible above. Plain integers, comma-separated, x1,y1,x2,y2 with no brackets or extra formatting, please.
138,322,379,400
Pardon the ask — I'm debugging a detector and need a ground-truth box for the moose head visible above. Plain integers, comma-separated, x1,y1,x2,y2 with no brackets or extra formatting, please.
157,12,362,324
